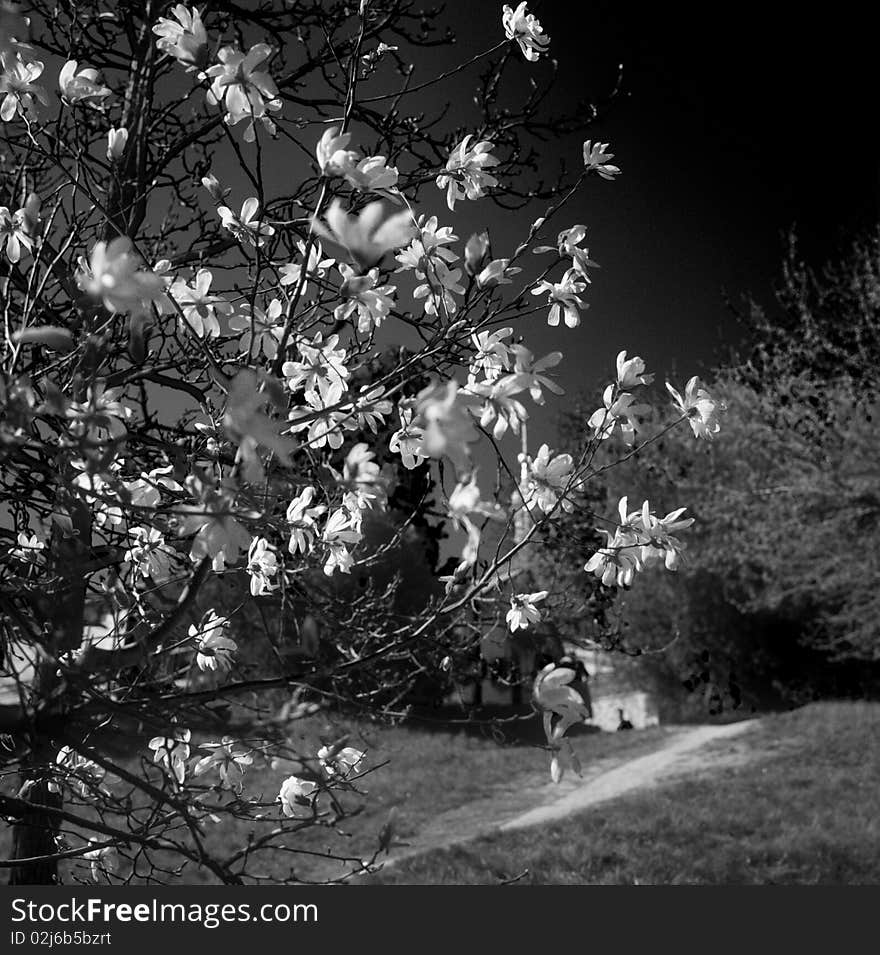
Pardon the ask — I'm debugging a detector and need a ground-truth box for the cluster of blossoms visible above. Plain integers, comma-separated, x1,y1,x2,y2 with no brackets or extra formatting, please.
584,496,695,588
316,126,400,197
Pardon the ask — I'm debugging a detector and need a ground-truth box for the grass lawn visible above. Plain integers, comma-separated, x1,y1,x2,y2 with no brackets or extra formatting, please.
366,701,880,884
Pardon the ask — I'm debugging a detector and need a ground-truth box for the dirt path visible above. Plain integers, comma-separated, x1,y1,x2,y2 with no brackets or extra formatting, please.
380,720,759,870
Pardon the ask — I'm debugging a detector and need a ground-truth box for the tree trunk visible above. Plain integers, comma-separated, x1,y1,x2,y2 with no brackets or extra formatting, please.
8,769,61,885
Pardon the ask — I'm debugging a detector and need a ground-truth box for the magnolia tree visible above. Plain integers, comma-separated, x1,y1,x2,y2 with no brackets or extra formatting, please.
0,0,723,884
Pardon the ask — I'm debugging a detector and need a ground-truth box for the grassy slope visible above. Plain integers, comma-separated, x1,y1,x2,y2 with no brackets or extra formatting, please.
367,702,880,884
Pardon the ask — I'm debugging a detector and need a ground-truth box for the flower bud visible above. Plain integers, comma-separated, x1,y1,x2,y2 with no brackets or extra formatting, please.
201,174,226,201
106,126,128,161
464,230,490,276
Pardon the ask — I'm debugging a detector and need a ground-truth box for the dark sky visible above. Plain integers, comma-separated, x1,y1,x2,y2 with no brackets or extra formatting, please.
414,1,880,441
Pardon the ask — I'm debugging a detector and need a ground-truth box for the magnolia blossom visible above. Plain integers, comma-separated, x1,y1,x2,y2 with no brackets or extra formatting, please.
317,745,365,780
286,486,326,555
218,197,275,247
180,479,253,572
502,2,550,62
347,386,393,434
0,54,48,121
194,737,253,788
335,264,396,333
205,44,281,141
321,508,361,575
506,591,548,631
316,126,358,174
125,526,175,582
277,775,318,817
168,269,233,338
389,405,427,470
584,496,694,587
106,126,128,161
49,746,105,798
247,536,278,596
279,239,334,295
436,135,499,210
532,663,589,782
228,299,284,357
312,199,415,272
583,140,621,180
344,154,399,195
339,443,386,517
148,728,191,784
413,257,465,318
83,843,120,883
588,385,650,445
476,257,519,289
315,126,398,194
667,376,725,439
282,333,350,402
470,373,529,440
58,60,111,107
152,4,208,71
555,224,599,278
11,530,43,566
190,611,237,674
414,380,480,470
532,268,588,328
510,345,564,405
0,205,32,263
447,474,503,572
286,388,347,451
76,237,166,317
616,349,654,389
470,327,513,381
520,443,574,514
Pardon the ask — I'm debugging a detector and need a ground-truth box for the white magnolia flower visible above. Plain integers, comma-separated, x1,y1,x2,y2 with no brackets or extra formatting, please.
531,268,588,329
475,257,519,289
148,728,191,784
447,474,503,572
510,345,564,405
58,60,111,107
125,526,175,582
339,443,386,515
666,376,725,439
286,486,326,555
588,385,650,446
321,508,361,575
335,264,396,333
344,154,399,195
317,745,365,780
436,135,499,210
395,215,458,272
520,443,574,514
247,536,278,596
194,737,253,788
316,126,359,175
168,269,233,338
152,4,208,71
228,299,284,357
279,239,334,295
470,327,513,381
470,373,530,440
286,388,347,451
277,775,318,817
616,350,654,389
413,257,465,318
77,237,166,317
532,663,589,782
389,405,427,470
414,379,480,470
0,205,33,263
282,332,350,402
502,2,550,62
555,224,599,278
312,199,415,272
218,197,275,247
205,43,281,141
49,746,105,798
12,530,44,565
0,54,48,121
190,611,237,673
506,590,548,631
180,479,253,572
583,140,621,180
83,842,119,883
106,126,128,161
